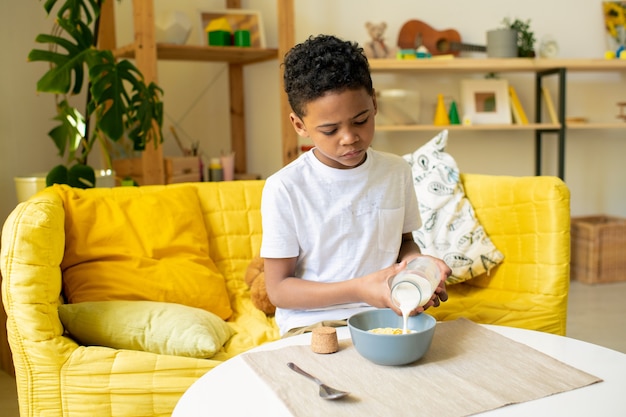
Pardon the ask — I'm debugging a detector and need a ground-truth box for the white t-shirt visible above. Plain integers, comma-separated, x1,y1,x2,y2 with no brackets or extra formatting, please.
260,148,421,334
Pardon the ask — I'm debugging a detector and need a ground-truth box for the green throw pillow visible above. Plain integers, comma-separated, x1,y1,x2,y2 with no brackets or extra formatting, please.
59,300,235,358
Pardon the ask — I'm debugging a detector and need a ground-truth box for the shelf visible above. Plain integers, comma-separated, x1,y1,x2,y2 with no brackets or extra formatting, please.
276,0,625,179
377,123,560,132
567,122,626,129
107,0,281,183
114,43,279,65
368,58,626,73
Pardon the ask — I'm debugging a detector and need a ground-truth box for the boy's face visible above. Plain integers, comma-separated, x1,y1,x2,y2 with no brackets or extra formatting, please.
290,88,377,169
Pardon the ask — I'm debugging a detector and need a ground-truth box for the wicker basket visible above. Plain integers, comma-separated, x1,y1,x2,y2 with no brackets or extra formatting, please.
570,216,626,284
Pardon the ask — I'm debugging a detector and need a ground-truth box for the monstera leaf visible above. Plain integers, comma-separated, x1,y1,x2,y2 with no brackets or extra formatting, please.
88,52,137,141
126,81,164,151
48,99,86,160
42,0,100,23
28,18,95,95
89,53,164,146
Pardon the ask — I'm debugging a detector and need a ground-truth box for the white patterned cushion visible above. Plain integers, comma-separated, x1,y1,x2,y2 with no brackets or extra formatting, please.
403,130,504,284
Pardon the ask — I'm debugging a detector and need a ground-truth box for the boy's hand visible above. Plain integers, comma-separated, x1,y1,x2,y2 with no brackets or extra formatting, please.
399,255,451,315
358,261,407,315
419,278,448,312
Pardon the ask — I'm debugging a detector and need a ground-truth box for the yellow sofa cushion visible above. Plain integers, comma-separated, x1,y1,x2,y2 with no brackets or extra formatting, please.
57,184,232,319
58,300,235,358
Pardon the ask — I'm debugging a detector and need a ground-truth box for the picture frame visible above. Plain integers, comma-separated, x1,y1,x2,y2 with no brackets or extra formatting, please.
603,2,626,51
198,9,266,48
460,79,512,125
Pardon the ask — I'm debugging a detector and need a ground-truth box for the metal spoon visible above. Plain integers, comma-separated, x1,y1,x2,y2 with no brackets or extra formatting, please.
286,362,350,400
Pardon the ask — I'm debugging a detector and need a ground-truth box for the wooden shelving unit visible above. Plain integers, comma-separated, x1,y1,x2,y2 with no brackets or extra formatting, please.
113,44,277,64
102,0,279,184
108,0,626,180
275,0,626,177
376,123,561,132
370,58,626,179
367,58,626,73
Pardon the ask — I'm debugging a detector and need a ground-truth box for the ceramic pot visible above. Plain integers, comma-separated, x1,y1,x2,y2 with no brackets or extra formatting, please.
14,169,116,203
486,29,518,58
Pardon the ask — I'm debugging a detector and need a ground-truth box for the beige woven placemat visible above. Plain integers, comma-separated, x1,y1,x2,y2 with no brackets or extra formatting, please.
243,318,601,417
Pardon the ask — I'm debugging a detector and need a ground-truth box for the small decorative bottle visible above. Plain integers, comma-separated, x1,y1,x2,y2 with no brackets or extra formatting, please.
209,158,223,182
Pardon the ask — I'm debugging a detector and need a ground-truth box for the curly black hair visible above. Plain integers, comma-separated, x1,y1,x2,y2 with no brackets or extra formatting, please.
283,34,373,118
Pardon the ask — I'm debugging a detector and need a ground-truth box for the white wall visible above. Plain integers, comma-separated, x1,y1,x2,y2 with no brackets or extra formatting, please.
1,0,625,225
1,2,64,223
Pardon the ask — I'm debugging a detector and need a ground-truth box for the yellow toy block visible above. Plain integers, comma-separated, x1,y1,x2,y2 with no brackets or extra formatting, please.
205,17,232,33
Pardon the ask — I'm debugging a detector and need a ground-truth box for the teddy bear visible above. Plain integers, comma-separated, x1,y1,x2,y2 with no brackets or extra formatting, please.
244,256,276,315
363,21,396,59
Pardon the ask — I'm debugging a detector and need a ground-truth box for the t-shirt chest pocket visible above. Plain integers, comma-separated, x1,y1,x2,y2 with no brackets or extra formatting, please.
344,201,403,254
378,207,404,253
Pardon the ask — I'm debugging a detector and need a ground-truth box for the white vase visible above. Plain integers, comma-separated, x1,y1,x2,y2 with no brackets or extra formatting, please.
14,169,116,203
155,10,192,45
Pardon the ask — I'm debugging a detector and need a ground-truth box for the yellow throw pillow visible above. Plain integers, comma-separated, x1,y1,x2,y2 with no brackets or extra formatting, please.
58,301,235,358
58,184,232,319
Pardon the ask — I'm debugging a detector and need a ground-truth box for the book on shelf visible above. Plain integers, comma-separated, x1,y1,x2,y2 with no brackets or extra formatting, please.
510,98,523,125
508,86,529,125
541,86,559,124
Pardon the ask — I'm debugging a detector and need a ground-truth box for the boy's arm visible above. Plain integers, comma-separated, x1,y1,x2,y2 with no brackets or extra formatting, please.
263,257,360,309
263,257,403,311
397,232,421,262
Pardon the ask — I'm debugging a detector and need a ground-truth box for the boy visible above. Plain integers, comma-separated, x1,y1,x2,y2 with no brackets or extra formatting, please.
261,34,450,336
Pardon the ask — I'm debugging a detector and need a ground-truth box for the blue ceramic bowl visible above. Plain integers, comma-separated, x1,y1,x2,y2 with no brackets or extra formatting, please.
348,309,436,366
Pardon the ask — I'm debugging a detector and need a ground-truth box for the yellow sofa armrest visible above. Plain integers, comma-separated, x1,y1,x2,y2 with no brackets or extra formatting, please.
0,189,218,416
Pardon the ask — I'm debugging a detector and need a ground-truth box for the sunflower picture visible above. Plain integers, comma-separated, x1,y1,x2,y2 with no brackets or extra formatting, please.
603,2,626,49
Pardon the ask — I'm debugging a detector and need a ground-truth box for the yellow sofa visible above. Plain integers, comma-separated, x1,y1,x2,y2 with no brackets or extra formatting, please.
1,174,570,417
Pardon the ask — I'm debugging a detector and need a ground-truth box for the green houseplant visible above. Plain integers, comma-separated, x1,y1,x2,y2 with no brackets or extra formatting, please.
503,17,536,58
29,0,163,188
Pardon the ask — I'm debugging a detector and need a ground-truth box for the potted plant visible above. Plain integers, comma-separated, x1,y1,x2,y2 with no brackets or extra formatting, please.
28,0,163,188
503,17,536,58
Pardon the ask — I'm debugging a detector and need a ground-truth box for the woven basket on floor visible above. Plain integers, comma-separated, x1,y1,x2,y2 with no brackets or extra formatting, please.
570,216,626,284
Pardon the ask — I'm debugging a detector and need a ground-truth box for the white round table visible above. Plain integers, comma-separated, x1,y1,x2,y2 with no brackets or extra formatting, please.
173,325,626,416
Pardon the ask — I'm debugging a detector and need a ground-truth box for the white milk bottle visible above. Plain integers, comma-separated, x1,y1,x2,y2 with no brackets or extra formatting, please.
390,257,442,313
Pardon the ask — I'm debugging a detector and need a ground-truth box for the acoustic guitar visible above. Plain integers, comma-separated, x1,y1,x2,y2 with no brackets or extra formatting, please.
397,20,486,56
